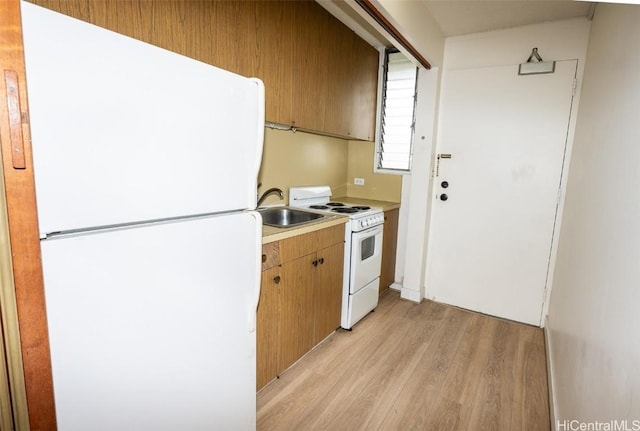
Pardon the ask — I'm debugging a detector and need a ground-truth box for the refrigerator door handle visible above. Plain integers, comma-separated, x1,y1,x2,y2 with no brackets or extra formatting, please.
4,70,27,169
248,210,263,332
249,78,265,208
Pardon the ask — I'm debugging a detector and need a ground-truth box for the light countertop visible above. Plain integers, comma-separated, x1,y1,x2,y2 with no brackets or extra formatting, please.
332,196,400,212
260,197,400,244
261,214,348,244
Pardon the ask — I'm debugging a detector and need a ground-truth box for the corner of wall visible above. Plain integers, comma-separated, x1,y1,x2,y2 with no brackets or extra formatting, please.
400,286,422,303
259,129,349,203
346,140,402,202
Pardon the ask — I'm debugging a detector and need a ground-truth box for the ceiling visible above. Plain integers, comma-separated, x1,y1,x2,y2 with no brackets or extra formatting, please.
420,1,594,37
320,0,595,51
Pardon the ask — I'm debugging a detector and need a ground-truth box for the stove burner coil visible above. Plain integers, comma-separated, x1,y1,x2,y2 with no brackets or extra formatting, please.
326,202,345,207
351,206,371,211
309,205,329,210
332,207,359,214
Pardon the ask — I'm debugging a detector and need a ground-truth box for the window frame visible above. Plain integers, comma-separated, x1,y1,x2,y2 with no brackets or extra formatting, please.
374,48,419,174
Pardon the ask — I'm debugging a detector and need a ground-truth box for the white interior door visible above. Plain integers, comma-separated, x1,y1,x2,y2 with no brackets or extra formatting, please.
426,60,577,326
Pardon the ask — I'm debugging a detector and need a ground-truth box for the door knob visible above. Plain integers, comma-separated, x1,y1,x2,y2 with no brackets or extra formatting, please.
273,275,281,284
440,194,448,201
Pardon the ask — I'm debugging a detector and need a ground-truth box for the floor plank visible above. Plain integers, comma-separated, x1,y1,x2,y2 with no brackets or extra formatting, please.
257,290,551,431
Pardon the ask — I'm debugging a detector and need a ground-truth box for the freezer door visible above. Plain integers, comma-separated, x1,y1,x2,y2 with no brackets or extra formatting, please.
40,212,261,430
21,2,265,234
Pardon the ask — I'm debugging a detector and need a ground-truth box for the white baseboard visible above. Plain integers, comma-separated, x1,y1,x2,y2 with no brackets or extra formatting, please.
390,282,402,292
400,287,421,303
543,316,558,431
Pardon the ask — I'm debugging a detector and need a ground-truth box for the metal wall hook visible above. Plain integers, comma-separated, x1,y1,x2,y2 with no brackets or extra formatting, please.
519,47,555,75
526,47,544,63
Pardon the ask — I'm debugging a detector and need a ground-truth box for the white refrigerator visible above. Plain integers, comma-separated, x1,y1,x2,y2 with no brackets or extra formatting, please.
21,2,264,430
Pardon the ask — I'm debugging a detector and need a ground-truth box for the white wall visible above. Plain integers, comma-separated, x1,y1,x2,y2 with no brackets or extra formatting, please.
363,0,445,299
443,18,591,70
547,4,640,425
376,0,445,67
424,19,591,307
397,67,440,302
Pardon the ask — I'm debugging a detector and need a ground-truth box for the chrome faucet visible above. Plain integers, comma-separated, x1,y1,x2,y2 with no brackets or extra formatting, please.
257,186,284,207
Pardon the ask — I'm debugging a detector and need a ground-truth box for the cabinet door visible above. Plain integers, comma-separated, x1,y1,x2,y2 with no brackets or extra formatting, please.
291,0,329,132
257,266,280,390
323,14,353,137
380,208,399,293
278,254,315,372
351,36,379,141
255,1,294,125
313,243,345,344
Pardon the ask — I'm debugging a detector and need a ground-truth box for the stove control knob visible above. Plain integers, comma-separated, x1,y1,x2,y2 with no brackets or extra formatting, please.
360,220,366,228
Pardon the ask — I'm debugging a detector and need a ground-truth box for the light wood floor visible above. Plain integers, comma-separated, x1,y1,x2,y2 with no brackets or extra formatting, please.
257,290,550,431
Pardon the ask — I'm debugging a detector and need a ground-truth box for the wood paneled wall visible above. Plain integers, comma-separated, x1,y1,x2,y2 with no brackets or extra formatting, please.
28,0,379,140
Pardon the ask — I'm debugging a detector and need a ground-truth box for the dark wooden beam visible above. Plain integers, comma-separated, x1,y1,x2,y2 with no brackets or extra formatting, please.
355,0,432,70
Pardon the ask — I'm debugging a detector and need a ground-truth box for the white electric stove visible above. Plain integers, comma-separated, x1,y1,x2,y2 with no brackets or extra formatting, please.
289,186,384,329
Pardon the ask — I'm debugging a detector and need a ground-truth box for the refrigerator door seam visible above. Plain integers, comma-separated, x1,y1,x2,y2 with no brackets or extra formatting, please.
39,211,254,240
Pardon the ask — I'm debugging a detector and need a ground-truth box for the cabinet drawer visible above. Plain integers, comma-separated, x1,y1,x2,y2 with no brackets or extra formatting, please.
317,224,345,250
279,224,345,263
262,242,280,271
279,230,318,263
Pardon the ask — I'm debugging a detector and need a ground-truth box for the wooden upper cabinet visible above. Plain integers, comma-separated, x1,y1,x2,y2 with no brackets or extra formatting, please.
291,1,329,132
254,1,294,126
27,0,379,140
351,36,379,141
323,14,354,138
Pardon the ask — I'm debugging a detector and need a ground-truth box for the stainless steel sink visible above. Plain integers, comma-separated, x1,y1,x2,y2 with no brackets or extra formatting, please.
258,207,327,228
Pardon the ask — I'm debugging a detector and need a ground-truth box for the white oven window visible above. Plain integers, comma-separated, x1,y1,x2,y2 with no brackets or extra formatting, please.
361,236,375,261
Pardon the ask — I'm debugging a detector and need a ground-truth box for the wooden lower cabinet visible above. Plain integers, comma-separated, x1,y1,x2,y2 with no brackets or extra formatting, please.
380,208,399,294
313,242,344,345
257,224,344,391
256,266,280,390
278,254,316,372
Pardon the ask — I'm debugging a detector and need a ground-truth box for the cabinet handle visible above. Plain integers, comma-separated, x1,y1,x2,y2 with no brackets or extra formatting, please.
312,259,318,267
318,257,325,265
273,275,281,284
262,254,267,263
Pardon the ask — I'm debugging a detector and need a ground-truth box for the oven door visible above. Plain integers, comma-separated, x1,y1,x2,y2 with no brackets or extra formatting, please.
349,224,384,294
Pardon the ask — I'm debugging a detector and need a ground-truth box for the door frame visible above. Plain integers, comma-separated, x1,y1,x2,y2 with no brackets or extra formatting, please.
424,59,585,327
0,0,56,428
0,184,29,430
